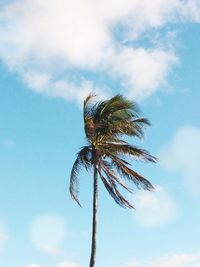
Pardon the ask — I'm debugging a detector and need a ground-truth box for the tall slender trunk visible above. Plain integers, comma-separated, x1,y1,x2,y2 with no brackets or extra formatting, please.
89,163,98,267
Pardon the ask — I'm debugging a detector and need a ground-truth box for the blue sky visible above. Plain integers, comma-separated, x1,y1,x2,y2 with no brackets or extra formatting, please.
0,1,200,267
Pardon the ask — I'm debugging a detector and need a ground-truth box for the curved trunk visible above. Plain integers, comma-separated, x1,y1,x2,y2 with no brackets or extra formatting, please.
89,163,98,267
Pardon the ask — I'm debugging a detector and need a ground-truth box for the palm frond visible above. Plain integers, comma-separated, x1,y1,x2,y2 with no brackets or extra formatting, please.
83,93,96,117
100,160,133,193
98,169,133,208
83,94,97,142
98,120,145,138
96,116,149,140
98,95,138,118
132,117,151,126
70,93,156,209
111,182,134,208
70,146,92,206
101,143,157,163
111,156,154,191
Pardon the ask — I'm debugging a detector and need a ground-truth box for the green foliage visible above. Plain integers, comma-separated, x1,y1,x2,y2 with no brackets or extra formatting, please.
70,94,157,208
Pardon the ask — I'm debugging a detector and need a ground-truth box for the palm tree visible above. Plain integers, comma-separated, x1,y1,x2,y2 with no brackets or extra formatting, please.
70,94,157,267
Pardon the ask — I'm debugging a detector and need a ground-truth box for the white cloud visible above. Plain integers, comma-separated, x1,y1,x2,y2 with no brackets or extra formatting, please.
23,74,109,105
133,186,177,227
0,0,109,68
57,262,80,267
126,252,200,267
22,71,51,92
152,254,199,267
97,0,200,36
25,262,80,267
126,263,142,267
160,126,200,196
109,47,177,99
182,0,200,23
0,0,199,102
29,214,67,255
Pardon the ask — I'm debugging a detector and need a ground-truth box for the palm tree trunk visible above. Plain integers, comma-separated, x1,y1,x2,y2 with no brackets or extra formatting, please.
89,163,98,267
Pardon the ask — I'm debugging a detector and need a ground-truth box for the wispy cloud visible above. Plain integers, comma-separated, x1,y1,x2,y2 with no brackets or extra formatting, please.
29,214,67,255
159,125,200,197
132,186,177,227
26,262,81,267
126,251,200,267
57,263,81,267
0,0,199,102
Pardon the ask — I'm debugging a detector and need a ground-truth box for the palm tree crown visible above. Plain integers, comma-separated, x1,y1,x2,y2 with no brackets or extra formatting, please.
70,94,157,209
